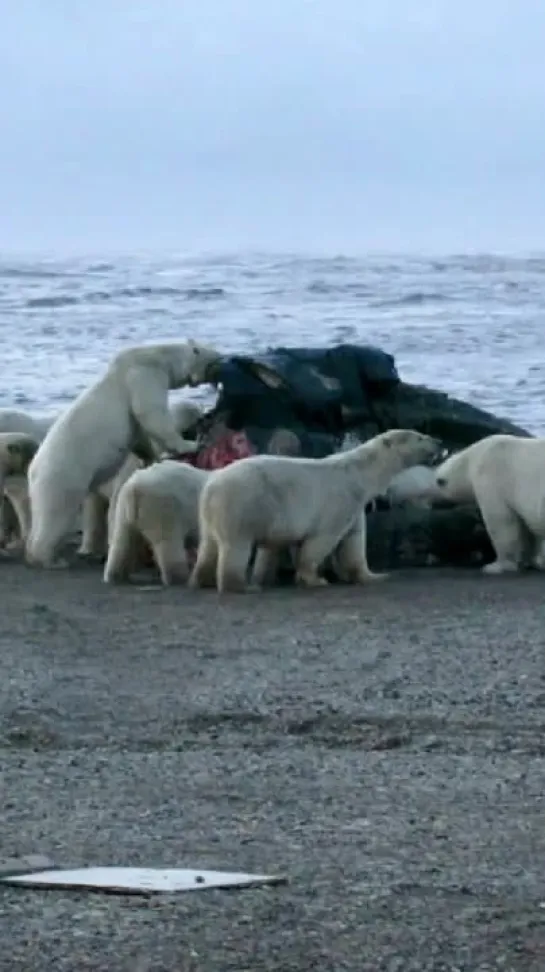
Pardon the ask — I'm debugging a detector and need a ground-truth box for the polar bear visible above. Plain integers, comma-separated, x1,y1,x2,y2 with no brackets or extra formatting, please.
79,400,204,560
433,433,545,575
0,408,56,440
0,432,40,551
104,460,208,585
26,340,221,568
190,428,442,593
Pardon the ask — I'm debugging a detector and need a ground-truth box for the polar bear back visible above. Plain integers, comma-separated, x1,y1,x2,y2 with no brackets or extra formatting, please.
203,452,349,524
198,451,376,548
0,409,55,442
112,341,222,389
120,460,208,543
128,459,208,500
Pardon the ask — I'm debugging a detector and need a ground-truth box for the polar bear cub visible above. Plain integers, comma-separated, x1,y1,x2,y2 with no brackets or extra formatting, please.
191,428,442,593
26,340,221,568
433,433,545,575
104,460,208,585
0,432,40,550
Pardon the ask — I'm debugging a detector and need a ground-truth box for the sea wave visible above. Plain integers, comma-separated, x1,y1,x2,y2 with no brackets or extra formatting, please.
372,291,450,308
24,285,227,309
0,251,544,434
0,266,71,280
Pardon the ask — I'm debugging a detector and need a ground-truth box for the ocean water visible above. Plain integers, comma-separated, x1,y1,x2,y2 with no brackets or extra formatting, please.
0,251,544,432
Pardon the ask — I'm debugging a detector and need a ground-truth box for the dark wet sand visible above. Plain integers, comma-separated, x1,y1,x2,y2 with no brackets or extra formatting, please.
1,561,545,971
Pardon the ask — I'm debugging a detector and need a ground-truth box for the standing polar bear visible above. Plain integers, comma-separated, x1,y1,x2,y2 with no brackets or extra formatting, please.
104,460,208,585
433,433,545,575
26,340,222,568
190,428,442,593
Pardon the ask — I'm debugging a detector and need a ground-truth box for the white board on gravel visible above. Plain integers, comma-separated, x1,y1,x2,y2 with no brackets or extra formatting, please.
3,866,286,893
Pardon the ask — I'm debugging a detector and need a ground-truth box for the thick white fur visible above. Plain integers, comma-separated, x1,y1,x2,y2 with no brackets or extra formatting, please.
104,460,208,585
0,410,56,549
0,408,56,440
433,433,545,575
80,400,204,560
251,461,441,584
0,432,40,551
26,341,220,568
385,464,440,508
190,428,441,593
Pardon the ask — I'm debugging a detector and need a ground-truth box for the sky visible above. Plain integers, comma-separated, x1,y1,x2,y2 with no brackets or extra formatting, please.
2,0,545,255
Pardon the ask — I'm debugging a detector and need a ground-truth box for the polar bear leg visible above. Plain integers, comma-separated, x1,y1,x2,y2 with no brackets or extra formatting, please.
295,533,340,588
217,539,253,594
3,480,31,552
530,536,545,571
78,492,109,559
141,517,189,586
333,519,389,584
152,538,189,586
126,366,199,457
103,515,136,584
251,547,280,587
26,486,81,568
189,531,220,589
476,486,525,575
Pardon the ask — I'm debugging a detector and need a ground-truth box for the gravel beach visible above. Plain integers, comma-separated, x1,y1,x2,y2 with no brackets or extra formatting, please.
1,561,545,971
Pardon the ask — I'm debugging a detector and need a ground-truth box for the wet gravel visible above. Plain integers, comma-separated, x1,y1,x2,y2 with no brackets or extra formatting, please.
1,561,545,971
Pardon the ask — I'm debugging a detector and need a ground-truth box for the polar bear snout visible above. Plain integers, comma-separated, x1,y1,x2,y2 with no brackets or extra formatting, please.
186,342,224,387
421,438,450,468
409,432,445,466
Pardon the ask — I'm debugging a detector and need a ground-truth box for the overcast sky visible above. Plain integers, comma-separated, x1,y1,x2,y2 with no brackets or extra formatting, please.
2,1,545,254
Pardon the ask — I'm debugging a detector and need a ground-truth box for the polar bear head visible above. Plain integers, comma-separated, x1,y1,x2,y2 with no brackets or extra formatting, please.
433,449,475,503
0,431,40,475
377,429,444,466
183,340,223,387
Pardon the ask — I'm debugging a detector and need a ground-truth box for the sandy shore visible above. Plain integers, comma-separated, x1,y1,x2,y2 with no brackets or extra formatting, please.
1,559,545,971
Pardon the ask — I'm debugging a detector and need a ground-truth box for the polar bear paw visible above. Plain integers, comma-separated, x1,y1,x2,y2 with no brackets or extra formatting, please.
482,559,520,576
295,571,329,588
159,443,199,461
